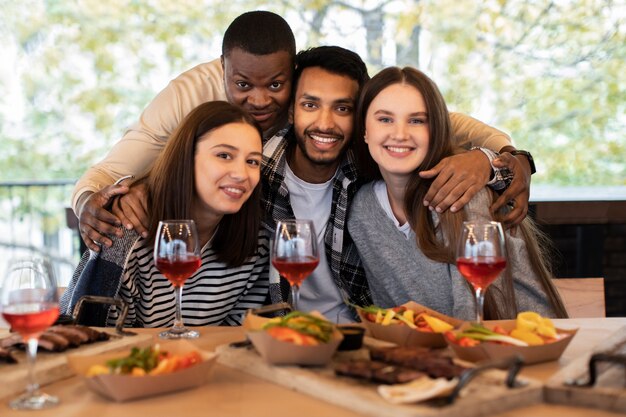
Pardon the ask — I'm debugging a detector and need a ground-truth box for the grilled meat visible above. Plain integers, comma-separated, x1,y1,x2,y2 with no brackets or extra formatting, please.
372,364,426,384
0,346,18,364
39,332,70,352
369,346,466,379
0,333,22,349
48,326,88,346
0,325,113,362
335,359,426,384
70,325,111,342
335,359,388,379
335,346,467,386
49,325,110,344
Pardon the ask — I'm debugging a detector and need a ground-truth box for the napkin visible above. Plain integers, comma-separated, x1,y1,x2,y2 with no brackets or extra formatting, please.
377,376,457,404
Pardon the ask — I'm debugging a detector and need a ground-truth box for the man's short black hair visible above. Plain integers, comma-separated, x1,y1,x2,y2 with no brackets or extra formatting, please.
292,46,370,96
222,11,296,58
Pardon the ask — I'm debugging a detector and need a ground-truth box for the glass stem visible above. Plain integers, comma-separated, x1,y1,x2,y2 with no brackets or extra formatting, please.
25,337,40,395
475,287,485,323
174,286,184,330
291,284,300,311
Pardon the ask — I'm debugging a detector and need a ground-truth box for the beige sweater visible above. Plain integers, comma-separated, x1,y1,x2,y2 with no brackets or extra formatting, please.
71,58,225,213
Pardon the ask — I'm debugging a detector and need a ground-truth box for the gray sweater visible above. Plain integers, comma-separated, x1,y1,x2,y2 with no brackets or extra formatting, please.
348,182,555,320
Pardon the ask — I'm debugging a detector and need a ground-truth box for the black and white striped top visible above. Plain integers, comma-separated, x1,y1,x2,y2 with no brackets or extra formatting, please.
106,231,270,327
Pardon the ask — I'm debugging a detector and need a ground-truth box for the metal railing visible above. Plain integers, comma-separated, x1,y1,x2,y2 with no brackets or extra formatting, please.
0,179,80,286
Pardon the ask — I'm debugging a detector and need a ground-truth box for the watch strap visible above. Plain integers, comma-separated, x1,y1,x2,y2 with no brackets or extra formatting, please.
510,150,536,175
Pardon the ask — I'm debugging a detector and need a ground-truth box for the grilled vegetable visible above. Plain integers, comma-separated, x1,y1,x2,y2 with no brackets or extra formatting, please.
86,344,202,377
450,324,529,347
357,304,454,333
447,312,561,347
262,311,335,344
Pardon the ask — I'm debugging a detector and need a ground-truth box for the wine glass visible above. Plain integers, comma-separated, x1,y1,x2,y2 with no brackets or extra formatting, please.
456,220,507,324
1,256,60,410
154,220,201,339
271,219,319,311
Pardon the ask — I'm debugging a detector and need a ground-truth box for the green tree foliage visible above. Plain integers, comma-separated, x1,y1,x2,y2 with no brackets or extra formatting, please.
394,0,625,185
0,0,624,186
0,0,243,180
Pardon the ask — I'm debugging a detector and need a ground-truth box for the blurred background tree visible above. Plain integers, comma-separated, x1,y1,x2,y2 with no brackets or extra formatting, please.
0,0,624,185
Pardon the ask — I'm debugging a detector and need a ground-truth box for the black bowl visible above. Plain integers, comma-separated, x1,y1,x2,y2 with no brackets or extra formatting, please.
337,325,366,351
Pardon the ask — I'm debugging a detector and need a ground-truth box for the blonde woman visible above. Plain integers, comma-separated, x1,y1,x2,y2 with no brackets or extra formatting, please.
349,67,567,320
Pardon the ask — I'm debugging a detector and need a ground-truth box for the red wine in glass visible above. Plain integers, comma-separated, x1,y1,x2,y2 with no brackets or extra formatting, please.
272,220,319,310
154,220,201,339
271,255,319,287
456,256,507,290
456,221,507,323
156,257,202,288
1,257,60,410
2,303,60,339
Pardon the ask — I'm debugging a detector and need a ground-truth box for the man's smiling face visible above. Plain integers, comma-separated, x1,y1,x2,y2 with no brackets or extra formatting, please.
290,66,359,182
222,48,293,137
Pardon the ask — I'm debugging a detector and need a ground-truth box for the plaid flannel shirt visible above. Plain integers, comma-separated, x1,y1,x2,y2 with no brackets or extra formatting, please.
261,128,372,308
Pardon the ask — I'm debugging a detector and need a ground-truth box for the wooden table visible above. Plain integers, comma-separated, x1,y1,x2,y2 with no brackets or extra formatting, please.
1,318,625,417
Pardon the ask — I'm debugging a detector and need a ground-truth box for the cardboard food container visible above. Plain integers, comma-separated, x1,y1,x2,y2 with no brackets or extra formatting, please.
358,301,463,348
244,310,343,366
240,302,295,331
447,320,577,365
67,340,217,402
242,307,275,330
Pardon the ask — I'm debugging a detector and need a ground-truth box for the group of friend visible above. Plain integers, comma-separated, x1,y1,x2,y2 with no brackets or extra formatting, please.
60,11,567,328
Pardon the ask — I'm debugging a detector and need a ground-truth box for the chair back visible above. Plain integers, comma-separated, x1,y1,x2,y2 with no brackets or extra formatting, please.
552,277,605,318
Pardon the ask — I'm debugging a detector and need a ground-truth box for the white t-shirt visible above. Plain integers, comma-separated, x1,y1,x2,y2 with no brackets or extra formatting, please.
280,163,353,323
374,180,412,239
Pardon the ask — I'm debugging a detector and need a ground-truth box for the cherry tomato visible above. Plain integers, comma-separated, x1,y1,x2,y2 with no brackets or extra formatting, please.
444,331,457,343
365,312,377,323
458,337,480,347
266,327,318,346
493,325,508,335
176,351,202,369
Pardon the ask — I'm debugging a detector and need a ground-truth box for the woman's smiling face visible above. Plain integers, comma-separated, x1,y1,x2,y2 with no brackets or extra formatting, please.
364,82,430,183
193,122,262,218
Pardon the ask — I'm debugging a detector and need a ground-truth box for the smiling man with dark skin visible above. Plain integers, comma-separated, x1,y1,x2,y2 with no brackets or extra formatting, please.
73,12,533,253
73,11,295,251
221,48,292,133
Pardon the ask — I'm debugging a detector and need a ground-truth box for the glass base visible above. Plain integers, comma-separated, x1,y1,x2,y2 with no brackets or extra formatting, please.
158,326,199,339
9,392,59,410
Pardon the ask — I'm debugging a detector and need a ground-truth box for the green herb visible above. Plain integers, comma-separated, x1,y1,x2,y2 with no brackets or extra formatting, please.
456,324,529,347
262,311,334,343
105,345,166,374
344,301,380,315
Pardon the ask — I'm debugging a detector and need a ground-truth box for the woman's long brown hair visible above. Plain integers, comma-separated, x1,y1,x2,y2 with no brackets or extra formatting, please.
145,100,263,267
354,67,567,319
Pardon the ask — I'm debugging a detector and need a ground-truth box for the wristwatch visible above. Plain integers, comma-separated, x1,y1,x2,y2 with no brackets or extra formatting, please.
510,150,536,175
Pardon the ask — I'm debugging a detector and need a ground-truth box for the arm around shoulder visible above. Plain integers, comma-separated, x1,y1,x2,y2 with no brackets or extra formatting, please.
449,112,512,153
72,59,226,215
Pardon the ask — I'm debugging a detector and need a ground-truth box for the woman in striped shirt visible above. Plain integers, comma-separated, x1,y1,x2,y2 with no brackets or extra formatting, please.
61,101,269,327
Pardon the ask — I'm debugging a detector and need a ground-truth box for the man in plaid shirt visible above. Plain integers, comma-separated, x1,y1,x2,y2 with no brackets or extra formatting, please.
261,47,371,322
